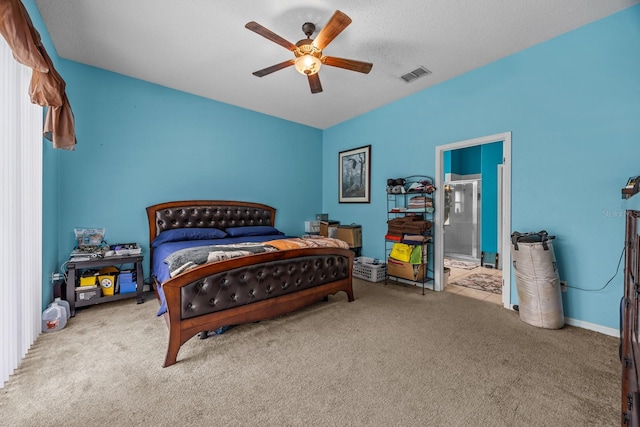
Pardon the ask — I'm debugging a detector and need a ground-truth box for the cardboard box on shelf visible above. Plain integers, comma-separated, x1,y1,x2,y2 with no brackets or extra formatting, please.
387,258,425,281
319,220,340,238
336,225,362,248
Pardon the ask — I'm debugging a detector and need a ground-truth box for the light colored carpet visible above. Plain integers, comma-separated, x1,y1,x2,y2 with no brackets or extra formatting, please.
0,279,619,426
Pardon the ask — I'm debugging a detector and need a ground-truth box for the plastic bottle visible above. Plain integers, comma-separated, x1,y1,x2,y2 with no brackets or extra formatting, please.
42,302,67,333
53,297,70,320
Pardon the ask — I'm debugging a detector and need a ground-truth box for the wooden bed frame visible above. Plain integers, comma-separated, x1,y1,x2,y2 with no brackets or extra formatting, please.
146,200,354,367
621,210,640,426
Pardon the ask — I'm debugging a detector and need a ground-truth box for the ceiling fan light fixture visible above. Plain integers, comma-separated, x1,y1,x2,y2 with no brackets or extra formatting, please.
294,54,322,75
246,10,372,93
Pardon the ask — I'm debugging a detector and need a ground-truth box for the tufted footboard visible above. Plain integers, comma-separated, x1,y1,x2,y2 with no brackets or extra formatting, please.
161,247,354,367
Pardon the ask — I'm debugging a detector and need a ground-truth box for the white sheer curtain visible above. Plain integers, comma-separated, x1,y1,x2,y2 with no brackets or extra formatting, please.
0,37,43,388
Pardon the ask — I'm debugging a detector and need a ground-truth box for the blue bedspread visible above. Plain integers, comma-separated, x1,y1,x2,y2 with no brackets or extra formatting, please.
152,234,291,316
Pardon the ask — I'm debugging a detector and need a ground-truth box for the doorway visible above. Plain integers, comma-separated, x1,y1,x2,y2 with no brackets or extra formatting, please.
434,132,512,309
444,179,481,262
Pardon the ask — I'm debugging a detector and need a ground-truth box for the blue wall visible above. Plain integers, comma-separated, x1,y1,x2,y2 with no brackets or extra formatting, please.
28,0,640,330
52,62,323,278
27,0,323,291
480,142,503,255
443,150,451,173
451,145,481,176
323,5,640,330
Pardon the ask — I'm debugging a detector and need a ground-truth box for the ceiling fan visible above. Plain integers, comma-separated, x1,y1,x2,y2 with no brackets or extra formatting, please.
245,10,373,94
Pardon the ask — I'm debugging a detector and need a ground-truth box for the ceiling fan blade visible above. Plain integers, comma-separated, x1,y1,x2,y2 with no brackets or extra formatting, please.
323,56,373,74
308,73,323,94
252,60,295,77
245,21,296,51
313,10,352,51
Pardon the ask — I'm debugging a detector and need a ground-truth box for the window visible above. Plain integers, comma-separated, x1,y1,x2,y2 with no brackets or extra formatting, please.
0,38,43,388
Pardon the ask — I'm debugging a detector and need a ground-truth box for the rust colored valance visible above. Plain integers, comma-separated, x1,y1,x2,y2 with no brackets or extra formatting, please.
0,0,76,150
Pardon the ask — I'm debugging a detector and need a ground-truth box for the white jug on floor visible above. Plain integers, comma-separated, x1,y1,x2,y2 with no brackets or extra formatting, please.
53,297,70,320
42,302,67,333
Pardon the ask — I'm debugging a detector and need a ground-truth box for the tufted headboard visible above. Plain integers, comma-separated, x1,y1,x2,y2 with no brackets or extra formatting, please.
146,200,276,266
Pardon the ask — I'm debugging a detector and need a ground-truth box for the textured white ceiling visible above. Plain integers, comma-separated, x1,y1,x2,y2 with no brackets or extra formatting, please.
35,0,639,129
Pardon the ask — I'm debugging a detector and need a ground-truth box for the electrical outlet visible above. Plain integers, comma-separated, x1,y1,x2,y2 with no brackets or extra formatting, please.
51,272,64,283
560,280,567,292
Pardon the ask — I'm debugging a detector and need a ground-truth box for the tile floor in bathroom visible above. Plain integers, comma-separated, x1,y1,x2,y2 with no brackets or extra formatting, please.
445,263,503,305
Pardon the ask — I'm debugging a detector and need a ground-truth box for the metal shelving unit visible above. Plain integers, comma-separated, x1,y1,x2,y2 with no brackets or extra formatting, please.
385,175,435,294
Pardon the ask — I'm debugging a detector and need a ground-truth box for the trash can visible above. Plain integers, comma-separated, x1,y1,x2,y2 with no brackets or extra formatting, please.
511,231,564,329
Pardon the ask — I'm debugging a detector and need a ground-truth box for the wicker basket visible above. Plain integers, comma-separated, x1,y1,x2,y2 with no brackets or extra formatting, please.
353,257,387,282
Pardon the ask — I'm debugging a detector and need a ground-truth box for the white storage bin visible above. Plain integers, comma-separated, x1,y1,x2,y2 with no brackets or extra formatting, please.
353,257,387,283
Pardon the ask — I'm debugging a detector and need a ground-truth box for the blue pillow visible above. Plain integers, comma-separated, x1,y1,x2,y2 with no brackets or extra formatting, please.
225,226,283,237
151,228,227,248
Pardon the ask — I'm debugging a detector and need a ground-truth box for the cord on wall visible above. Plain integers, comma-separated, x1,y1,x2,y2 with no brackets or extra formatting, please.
565,246,624,292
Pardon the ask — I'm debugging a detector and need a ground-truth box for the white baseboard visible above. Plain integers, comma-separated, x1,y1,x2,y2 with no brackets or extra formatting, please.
505,306,619,337
564,317,619,337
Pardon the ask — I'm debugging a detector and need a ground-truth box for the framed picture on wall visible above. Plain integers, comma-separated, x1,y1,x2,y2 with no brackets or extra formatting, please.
339,145,371,203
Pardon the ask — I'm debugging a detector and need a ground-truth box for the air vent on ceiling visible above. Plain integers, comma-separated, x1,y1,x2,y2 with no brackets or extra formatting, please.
400,66,431,83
